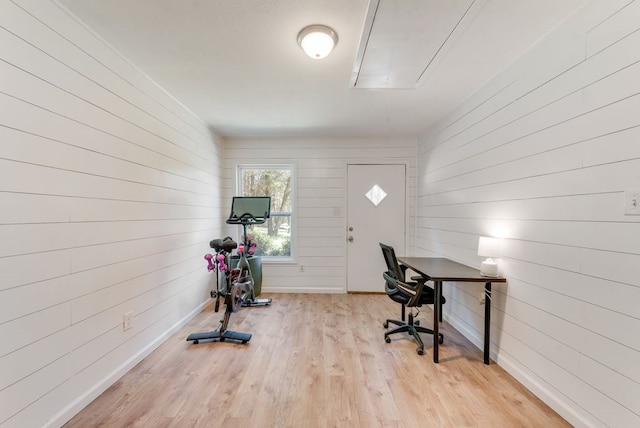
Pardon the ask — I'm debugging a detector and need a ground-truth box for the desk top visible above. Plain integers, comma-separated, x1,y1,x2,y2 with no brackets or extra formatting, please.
397,257,507,283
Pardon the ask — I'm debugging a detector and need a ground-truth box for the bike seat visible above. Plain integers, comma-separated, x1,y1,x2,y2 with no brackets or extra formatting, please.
210,237,238,253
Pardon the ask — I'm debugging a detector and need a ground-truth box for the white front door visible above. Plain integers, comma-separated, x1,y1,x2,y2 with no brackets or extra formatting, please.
347,164,406,292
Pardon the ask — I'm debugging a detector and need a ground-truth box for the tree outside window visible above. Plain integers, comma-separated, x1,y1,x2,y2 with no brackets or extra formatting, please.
237,165,293,258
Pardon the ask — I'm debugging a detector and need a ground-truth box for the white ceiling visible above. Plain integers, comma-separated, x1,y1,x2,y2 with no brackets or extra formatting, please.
57,0,587,139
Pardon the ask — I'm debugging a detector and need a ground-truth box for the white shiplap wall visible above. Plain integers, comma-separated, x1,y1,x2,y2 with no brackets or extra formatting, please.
223,137,418,293
417,1,640,427
0,1,224,427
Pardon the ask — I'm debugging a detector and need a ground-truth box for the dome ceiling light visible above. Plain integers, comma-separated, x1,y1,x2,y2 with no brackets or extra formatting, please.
297,25,338,59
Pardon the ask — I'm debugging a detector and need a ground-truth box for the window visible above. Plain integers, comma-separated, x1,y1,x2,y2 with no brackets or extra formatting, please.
236,165,293,259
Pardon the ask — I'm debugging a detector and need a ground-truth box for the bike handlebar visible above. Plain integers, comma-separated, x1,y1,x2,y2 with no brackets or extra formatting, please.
226,212,268,225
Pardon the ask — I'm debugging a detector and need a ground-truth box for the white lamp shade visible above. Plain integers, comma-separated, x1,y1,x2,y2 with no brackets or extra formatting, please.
478,236,501,276
477,236,500,257
298,25,338,59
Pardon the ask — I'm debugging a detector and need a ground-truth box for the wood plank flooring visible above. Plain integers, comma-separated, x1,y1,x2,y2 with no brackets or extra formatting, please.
65,294,570,427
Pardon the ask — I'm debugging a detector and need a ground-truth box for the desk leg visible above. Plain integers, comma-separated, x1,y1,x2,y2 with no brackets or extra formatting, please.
433,280,442,363
484,282,491,365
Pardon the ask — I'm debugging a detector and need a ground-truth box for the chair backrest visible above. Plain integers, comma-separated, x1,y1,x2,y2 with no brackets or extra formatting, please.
380,242,425,307
379,242,405,282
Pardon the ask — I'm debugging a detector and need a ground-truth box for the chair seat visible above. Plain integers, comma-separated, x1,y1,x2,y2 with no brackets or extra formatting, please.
388,283,446,306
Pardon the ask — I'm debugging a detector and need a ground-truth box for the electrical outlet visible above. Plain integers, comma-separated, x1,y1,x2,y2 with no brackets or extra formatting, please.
299,264,305,273
625,191,640,215
478,292,486,305
123,311,133,331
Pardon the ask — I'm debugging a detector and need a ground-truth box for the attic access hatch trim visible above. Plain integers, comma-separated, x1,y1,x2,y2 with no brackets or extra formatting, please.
350,0,478,90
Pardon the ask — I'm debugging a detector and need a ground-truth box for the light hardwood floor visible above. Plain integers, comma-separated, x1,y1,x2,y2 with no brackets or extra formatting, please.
65,294,570,427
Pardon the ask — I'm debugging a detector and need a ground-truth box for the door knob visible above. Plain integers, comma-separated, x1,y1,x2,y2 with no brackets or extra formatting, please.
348,236,354,242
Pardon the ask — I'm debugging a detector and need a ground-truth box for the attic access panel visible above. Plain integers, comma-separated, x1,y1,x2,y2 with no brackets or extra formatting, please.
351,0,475,89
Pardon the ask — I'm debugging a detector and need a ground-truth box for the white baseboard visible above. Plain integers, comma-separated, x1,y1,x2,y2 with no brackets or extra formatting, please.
47,300,209,428
444,312,595,428
496,352,594,428
262,286,345,294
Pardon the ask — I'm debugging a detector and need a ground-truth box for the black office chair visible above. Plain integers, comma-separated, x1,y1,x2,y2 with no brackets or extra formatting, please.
380,243,445,355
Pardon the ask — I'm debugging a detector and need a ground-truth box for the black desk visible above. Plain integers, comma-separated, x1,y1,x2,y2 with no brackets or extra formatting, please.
397,257,506,365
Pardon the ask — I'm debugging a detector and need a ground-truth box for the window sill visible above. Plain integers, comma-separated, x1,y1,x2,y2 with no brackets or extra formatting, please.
260,257,296,264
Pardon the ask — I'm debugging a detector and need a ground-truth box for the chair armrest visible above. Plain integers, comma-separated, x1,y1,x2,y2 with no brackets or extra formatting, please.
384,272,425,307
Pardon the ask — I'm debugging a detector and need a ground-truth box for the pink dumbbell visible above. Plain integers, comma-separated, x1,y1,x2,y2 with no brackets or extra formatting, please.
204,253,215,271
216,253,227,271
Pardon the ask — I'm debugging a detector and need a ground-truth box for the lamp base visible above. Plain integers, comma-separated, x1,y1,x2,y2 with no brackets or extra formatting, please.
480,260,498,277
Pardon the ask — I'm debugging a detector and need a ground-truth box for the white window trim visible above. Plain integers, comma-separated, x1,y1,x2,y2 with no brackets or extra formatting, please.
236,163,296,263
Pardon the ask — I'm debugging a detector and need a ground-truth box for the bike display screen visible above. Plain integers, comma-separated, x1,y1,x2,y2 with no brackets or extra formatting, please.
228,196,271,223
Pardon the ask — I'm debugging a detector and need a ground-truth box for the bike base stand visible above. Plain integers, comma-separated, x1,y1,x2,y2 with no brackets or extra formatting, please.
242,297,272,307
186,330,251,344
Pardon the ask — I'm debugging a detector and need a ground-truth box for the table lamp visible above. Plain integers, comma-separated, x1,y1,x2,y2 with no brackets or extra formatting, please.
478,236,500,277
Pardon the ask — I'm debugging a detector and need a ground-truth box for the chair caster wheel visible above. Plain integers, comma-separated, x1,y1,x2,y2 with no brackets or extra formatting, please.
438,335,444,344
383,321,388,328
415,320,420,326
385,336,391,343
417,348,424,355
193,340,199,345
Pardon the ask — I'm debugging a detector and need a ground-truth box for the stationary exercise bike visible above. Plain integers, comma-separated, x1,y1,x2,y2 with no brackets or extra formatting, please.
186,237,252,344
226,196,272,307
185,197,272,344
